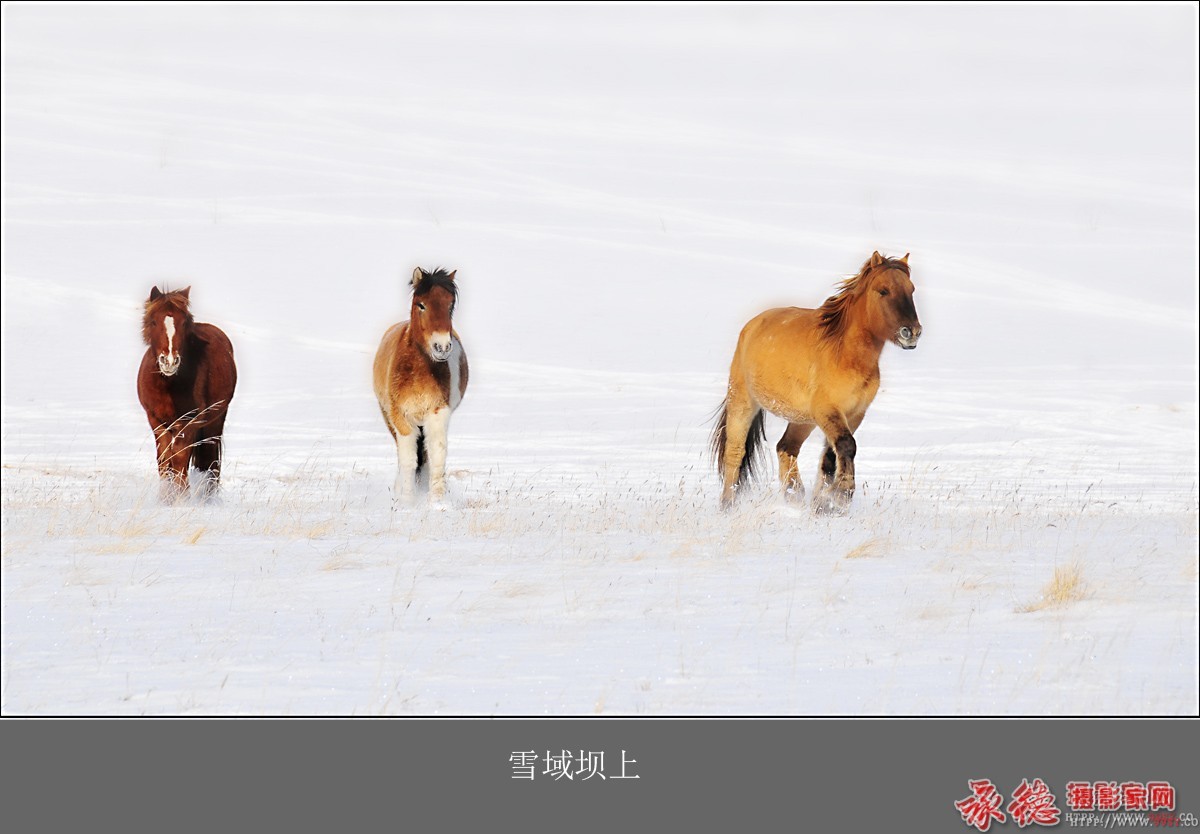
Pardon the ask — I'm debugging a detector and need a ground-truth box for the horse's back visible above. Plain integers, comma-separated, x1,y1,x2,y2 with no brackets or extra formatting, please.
195,320,231,342
193,322,237,402
734,305,880,421
373,321,409,400
735,306,822,368
741,305,819,339
729,306,839,422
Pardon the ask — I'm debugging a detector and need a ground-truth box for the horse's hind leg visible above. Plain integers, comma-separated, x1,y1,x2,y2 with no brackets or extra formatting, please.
718,392,761,510
379,405,397,441
777,422,814,502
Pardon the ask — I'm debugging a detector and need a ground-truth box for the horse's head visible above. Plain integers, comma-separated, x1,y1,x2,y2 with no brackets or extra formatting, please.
864,252,922,350
143,286,194,376
410,267,458,362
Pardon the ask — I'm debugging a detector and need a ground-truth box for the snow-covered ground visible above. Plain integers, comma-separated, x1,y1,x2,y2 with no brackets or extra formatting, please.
2,5,1196,715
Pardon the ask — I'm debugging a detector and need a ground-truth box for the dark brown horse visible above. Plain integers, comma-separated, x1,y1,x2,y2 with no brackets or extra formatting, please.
373,267,469,503
712,252,922,513
137,286,237,499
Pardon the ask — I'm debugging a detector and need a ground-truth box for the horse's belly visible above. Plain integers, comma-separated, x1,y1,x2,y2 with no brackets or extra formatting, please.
754,379,876,425
755,390,814,424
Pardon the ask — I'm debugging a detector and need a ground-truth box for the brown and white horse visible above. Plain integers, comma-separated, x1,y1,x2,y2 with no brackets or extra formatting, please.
137,286,237,499
373,267,469,503
711,252,922,512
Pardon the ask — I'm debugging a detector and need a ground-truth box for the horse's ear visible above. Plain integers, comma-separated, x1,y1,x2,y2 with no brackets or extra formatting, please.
446,270,457,282
412,267,425,287
149,286,163,301
870,251,885,268
901,252,910,264
180,286,191,300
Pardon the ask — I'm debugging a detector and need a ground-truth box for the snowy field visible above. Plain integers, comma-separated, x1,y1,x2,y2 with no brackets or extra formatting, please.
2,5,1196,715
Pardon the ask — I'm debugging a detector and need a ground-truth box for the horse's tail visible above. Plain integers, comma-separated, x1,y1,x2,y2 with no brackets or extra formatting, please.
415,426,427,475
710,402,766,486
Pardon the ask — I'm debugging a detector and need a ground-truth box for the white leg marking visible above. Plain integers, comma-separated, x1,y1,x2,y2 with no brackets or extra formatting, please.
394,429,419,503
424,408,451,500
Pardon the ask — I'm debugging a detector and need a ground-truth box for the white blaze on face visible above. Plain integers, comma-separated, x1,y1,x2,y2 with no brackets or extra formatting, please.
158,315,180,375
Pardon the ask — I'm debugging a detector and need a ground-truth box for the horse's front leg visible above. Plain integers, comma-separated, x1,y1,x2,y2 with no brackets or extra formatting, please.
153,423,192,500
423,407,452,502
813,409,857,514
814,440,836,507
392,422,420,505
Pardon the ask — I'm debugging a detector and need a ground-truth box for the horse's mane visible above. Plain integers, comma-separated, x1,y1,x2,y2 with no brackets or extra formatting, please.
142,289,194,345
413,268,458,304
817,256,910,341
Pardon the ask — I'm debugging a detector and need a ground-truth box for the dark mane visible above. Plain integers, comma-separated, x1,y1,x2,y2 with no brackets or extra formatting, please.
413,268,459,304
817,255,909,341
142,289,194,345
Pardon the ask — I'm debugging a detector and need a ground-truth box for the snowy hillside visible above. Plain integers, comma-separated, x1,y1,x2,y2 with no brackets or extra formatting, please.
2,5,1196,714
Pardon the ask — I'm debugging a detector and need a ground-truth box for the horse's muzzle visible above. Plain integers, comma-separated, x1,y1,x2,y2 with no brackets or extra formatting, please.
429,335,453,362
157,355,181,376
896,325,921,350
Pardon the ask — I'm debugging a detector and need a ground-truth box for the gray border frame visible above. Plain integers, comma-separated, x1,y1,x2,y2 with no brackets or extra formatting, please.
3,719,1197,832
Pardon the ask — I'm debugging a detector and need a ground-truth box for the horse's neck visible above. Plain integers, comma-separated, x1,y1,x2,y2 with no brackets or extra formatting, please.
404,317,431,358
836,310,887,368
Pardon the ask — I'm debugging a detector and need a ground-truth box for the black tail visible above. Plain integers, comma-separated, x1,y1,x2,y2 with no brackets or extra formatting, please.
416,426,427,474
710,403,766,487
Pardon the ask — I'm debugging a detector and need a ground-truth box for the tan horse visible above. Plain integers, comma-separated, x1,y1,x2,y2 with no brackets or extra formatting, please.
711,252,922,512
373,267,469,503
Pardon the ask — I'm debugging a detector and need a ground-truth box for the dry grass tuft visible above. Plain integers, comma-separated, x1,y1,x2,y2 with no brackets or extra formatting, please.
670,541,696,559
467,512,507,536
94,540,152,556
845,538,886,559
117,519,151,540
320,554,360,571
306,520,336,539
184,527,205,545
499,582,540,598
1020,563,1087,612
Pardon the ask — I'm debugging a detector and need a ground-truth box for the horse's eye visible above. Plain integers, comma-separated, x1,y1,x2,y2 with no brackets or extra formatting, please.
417,303,427,312
878,289,890,297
